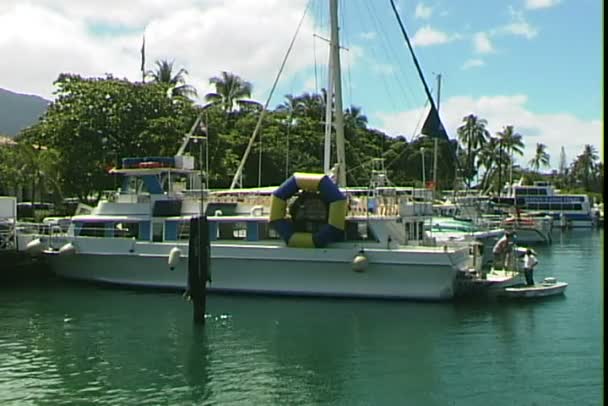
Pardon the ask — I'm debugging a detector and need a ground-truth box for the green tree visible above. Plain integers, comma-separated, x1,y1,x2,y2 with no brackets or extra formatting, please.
146,59,198,99
496,125,524,187
205,71,253,113
571,144,599,190
528,142,550,172
18,73,197,201
456,114,489,187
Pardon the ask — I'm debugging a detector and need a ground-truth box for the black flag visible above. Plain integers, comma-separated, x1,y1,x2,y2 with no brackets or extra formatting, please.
421,104,448,141
140,35,146,79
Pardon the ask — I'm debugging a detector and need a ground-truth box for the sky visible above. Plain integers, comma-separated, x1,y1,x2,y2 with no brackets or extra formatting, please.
0,0,603,171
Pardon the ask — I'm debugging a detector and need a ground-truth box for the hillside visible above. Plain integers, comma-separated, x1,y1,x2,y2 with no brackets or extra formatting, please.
0,88,50,137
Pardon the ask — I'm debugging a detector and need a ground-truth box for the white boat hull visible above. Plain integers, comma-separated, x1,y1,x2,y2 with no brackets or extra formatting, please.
509,227,552,244
42,238,470,300
502,281,568,298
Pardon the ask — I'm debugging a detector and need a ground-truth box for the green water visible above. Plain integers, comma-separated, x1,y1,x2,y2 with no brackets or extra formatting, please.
0,229,603,405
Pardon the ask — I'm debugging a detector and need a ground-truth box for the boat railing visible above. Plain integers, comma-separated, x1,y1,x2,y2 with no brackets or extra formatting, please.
0,218,15,251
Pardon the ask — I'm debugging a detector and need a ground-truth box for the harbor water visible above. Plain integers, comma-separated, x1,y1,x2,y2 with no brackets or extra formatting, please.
0,229,603,405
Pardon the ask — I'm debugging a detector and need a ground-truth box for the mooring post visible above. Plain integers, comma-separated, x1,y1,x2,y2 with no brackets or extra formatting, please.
187,216,210,324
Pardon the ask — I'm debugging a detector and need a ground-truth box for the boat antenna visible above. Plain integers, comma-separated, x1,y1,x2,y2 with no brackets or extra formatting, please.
229,0,312,190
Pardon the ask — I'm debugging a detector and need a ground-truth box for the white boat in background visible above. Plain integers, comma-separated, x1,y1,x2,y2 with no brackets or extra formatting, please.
499,213,553,244
428,216,504,267
491,180,596,228
17,0,513,301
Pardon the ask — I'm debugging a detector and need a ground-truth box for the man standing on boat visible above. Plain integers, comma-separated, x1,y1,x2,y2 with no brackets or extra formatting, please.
492,232,513,270
523,249,538,286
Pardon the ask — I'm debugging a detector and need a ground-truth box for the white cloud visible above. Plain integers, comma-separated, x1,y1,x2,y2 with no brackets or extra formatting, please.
412,25,458,46
415,3,433,19
360,31,377,40
525,0,561,10
371,63,396,75
0,0,317,103
495,7,538,39
375,94,603,170
462,59,485,69
502,21,538,39
473,32,494,54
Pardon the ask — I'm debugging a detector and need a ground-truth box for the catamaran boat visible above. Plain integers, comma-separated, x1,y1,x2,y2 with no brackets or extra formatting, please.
21,157,492,300
19,0,522,300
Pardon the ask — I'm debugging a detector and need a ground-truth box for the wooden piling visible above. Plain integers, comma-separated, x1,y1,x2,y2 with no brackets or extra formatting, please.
187,216,210,324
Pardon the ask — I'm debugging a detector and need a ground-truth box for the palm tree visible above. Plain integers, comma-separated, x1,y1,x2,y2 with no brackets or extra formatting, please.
496,125,524,186
456,114,489,187
146,59,198,98
205,72,253,113
528,142,550,172
297,92,325,119
572,144,599,190
344,105,368,130
476,136,500,193
276,94,303,117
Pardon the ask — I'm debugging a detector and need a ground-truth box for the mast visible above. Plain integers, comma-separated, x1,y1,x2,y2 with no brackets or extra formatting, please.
323,52,334,175
330,0,346,186
432,73,441,191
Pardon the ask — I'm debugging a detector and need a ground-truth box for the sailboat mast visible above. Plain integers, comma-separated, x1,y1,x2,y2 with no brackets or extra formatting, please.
330,0,346,186
323,52,334,175
432,73,441,189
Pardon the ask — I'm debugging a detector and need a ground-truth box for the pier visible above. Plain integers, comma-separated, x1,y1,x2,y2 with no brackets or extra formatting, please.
1,196,51,283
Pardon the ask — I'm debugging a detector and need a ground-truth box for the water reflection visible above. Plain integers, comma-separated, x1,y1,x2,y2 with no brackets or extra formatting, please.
0,229,602,405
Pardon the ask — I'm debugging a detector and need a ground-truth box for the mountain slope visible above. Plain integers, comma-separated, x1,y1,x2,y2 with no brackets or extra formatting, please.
0,88,50,137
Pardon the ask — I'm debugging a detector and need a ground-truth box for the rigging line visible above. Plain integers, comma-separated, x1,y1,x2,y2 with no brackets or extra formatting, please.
313,30,318,94
229,0,312,190
383,98,430,171
388,0,438,113
357,0,404,113
362,1,419,111
337,0,353,108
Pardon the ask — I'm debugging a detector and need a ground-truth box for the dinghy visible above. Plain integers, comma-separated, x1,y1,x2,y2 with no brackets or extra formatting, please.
502,277,568,299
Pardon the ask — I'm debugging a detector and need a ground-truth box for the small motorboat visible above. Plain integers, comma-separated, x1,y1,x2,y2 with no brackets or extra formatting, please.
502,277,568,299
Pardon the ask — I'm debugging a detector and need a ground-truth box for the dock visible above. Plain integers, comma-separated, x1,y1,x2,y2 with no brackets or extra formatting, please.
1,196,52,283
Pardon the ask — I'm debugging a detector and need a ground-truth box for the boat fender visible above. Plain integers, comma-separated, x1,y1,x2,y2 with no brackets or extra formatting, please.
543,277,557,284
352,253,368,272
168,247,182,271
58,242,77,256
25,238,44,256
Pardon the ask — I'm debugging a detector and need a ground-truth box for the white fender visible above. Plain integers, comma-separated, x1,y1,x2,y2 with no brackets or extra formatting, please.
59,242,76,255
25,238,44,256
352,254,368,272
168,247,182,271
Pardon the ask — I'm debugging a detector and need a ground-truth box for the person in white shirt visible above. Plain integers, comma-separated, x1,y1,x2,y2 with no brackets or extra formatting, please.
523,249,538,286
492,232,513,270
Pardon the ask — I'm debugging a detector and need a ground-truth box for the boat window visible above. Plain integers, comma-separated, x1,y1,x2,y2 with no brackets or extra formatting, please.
264,224,281,240
217,222,247,240
114,222,139,238
79,222,105,237
178,221,190,240
346,221,376,241
153,222,164,242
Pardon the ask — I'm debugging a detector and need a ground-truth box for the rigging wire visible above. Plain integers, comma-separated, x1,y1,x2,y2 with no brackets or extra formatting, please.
359,1,421,111
229,0,313,189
